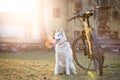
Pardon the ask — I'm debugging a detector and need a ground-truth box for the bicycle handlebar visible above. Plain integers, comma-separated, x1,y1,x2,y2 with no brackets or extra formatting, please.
68,10,94,21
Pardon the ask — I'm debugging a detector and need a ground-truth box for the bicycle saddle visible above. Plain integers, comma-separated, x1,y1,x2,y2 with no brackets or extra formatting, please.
80,10,94,18
68,10,94,21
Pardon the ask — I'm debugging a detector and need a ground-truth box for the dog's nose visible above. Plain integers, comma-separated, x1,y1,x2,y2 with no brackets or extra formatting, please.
53,37,55,39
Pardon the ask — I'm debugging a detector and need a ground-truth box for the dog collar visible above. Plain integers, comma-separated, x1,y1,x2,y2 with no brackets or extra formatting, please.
58,40,67,45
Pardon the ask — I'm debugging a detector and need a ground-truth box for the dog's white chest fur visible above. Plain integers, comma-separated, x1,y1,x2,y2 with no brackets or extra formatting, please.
54,42,76,75
55,42,72,67
56,42,71,54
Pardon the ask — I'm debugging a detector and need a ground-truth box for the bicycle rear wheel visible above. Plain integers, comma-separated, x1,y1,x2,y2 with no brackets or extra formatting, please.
72,36,95,71
72,30,104,76
91,30,104,76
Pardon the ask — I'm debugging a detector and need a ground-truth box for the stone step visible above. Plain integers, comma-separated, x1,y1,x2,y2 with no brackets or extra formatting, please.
99,39,120,45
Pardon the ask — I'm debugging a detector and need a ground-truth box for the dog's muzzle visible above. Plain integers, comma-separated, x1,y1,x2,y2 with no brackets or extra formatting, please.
53,36,55,39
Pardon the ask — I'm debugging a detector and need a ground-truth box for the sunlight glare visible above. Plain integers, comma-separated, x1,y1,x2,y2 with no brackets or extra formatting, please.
88,71,97,80
0,0,41,40
0,26,25,39
0,0,36,13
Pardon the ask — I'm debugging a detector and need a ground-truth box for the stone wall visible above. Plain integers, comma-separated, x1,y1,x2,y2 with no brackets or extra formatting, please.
65,0,120,40
0,43,43,52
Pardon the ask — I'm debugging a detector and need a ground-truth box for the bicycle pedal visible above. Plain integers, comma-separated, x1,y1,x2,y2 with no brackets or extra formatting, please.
79,46,85,50
84,54,87,56
84,51,87,56
88,55,93,58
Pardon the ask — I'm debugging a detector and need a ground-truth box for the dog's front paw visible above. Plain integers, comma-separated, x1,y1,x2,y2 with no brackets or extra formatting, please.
54,72,59,75
66,73,70,75
66,72,70,75
54,74,58,75
73,71,77,75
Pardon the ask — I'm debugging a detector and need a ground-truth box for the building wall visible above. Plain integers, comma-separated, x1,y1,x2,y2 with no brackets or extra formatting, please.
0,0,120,44
65,0,120,40
0,12,33,42
44,0,67,36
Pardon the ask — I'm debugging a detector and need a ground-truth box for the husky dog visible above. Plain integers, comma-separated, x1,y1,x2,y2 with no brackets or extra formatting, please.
53,29,77,75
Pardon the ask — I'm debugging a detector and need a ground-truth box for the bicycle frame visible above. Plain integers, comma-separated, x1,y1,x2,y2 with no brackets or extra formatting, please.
82,17,93,58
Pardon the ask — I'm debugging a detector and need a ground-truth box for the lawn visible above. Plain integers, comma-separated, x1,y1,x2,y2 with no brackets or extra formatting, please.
0,50,120,80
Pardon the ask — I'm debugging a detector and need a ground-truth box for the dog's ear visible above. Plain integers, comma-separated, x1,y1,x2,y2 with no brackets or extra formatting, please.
60,28,65,34
52,29,58,35
52,29,57,36
60,29,66,37
60,28,67,40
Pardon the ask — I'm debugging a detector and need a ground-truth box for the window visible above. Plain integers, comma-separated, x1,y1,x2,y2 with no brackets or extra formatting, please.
74,2,82,14
53,8,61,17
100,0,110,7
74,31,80,39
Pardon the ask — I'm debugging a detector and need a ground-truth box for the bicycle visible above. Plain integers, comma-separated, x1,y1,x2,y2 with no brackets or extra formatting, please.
68,10,105,76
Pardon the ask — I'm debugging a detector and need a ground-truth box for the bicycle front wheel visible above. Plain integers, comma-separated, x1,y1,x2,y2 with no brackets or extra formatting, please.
91,30,104,76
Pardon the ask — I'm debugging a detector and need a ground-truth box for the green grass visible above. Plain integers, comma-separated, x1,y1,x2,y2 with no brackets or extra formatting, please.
0,51,120,80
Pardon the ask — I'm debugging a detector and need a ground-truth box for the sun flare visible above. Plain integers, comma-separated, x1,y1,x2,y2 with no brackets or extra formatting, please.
0,0,41,40
88,71,97,80
0,0,36,13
